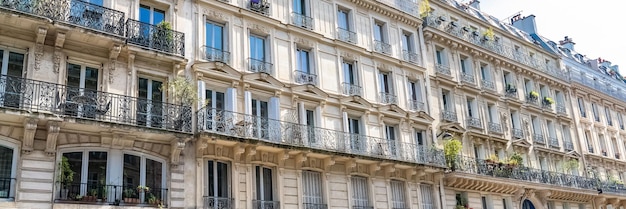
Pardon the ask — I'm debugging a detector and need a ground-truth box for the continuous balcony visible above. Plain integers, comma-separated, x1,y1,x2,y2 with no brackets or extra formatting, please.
304,203,328,209
423,15,569,82
533,134,545,145
564,140,574,151
548,137,559,148
203,196,233,209
377,0,418,17
203,46,231,64
342,83,362,97
511,128,524,139
481,80,495,92
488,122,502,134
55,183,168,207
249,0,270,16
253,200,279,209
294,71,318,85
126,19,185,56
197,108,447,167
570,70,626,103
460,73,475,85
600,182,626,194
379,92,398,105
373,40,392,55
450,156,597,190
0,0,125,36
505,87,518,99
248,58,273,74
435,64,451,76
526,95,539,106
441,111,457,122
337,28,357,44
408,100,424,112
402,50,421,65
291,12,313,30
0,75,192,133
466,118,482,129
556,105,567,115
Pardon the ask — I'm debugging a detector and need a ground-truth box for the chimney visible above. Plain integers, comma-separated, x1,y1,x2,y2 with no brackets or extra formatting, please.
559,36,575,51
511,15,537,35
588,58,600,71
468,0,480,10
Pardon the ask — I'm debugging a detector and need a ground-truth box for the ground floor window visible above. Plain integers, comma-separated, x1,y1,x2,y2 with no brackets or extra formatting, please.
0,143,16,199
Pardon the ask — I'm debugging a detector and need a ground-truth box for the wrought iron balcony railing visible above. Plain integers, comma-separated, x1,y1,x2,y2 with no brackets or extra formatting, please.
0,0,125,36
294,71,318,85
488,122,502,134
556,105,566,115
408,100,424,112
337,28,357,44
249,0,270,16
303,203,328,209
0,178,15,199
291,12,313,30
248,58,273,74
0,75,192,133
505,89,518,99
548,137,559,148
461,73,475,84
481,80,495,92
126,19,185,56
342,83,362,97
379,92,398,105
55,182,168,207
402,50,420,65
449,156,597,190
203,46,231,64
203,196,233,209
466,118,482,129
197,108,446,167
373,40,391,55
441,111,457,122
435,64,451,76
533,134,545,145
541,99,553,110
600,181,626,194
526,95,539,106
564,140,574,151
253,200,279,209
511,128,524,139
588,146,594,153
376,0,418,16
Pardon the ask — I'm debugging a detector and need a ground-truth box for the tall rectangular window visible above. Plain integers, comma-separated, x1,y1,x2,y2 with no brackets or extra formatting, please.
420,184,434,209
343,61,357,85
205,21,224,51
435,49,444,65
348,118,362,151
466,98,475,118
414,129,424,145
255,166,274,201
296,48,311,74
373,21,385,42
137,78,163,127
592,103,599,121
481,196,488,209
459,56,470,74
139,5,165,25
293,0,307,15
442,90,451,111
390,180,407,209
351,176,370,208
249,35,266,62
401,31,413,52
0,50,24,108
480,64,490,80
578,97,586,117
337,9,350,30
385,125,397,155
207,161,229,199
378,72,393,94
302,171,323,208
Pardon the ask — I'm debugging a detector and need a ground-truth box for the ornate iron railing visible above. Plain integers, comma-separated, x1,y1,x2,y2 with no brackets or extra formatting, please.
337,28,357,44
526,95,539,106
450,156,598,190
441,111,457,122
505,88,518,99
55,182,168,207
541,99,553,110
126,19,185,56
408,100,424,112
488,122,502,134
203,196,233,209
0,0,125,36
599,181,626,194
466,118,482,129
564,140,574,151
303,203,328,209
294,71,317,85
373,40,391,55
548,137,559,148
0,178,15,199
249,0,270,16
481,80,495,91
253,200,279,209
342,83,362,97
435,64,451,76
379,92,398,105
402,50,420,65
352,206,374,209
511,128,524,139
0,75,192,133
533,134,545,145
376,0,418,16
248,58,273,74
197,107,446,167
570,68,626,104
203,46,231,64
461,73,475,84
291,12,313,30
556,105,566,115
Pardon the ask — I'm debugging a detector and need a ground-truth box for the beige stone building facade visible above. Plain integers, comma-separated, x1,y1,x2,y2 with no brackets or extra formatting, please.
0,0,624,209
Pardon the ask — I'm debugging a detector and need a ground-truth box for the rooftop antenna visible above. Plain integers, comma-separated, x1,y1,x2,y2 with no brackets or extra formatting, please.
502,10,523,24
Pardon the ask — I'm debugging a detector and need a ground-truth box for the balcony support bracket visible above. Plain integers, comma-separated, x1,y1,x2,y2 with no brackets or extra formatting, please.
170,137,189,166
21,118,38,154
34,26,48,71
45,120,61,156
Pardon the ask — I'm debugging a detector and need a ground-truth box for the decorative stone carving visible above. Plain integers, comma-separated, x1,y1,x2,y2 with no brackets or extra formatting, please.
170,138,186,165
45,121,61,156
323,157,335,171
21,118,38,154
233,143,246,162
34,44,44,72
341,51,358,61
203,9,227,21
248,22,270,34
108,44,121,84
294,37,314,48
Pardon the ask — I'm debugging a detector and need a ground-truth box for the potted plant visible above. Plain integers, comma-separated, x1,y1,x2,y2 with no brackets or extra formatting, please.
153,21,174,53
506,84,517,93
444,138,462,170
562,159,579,173
543,97,555,105
529,91,539,99
147,193,157,205
58,156,75,200
508,152,523,166
609,175,624,185
166,76,197,131
74,195,83,201
84,188,97,201
123,188,138,203
486,154,499,164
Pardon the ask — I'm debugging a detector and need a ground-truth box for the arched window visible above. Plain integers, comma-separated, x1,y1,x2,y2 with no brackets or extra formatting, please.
0,143,17,199
523,199,536,209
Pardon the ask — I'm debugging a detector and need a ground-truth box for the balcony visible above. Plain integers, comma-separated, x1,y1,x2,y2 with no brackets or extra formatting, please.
466,118,482,129
253,200,279,209
541,98,553,110
337,28,357,44
0,178,14,199
379,92,398,105
203,46,231,64
460,73,475,85
0,75,192,133
353,206,374,209
505,86,518,99
126,19,185,56
373,40,392,55
304,203,328,209
402,50,421,65
0,0,125,36
588,146,594,153
441,111,457,122
55,183,168,207
203,196,233,209
511,128,524,139
342,83,362,97
616,153,621,159
248,58,273,74
601,150,608,157
526,95,539,106
481,80,495,92
451,156,597,190
533,134,545,145
197,108,447,167
600,181,626,194
564,141,574,151
488,122,502,134
291,12,313,30
377,0,418,17
249,0,270,16
548,137,559,148
435,64,451,76
556,105,567,115
408,100,424,112
294,71,318,85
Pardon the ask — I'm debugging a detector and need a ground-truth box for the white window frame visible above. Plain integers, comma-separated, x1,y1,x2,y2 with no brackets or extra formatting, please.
302,170,323,205
336,6,352,31
205,160,231,202
372,20,387,43
0,140,18,199
254,165,275,201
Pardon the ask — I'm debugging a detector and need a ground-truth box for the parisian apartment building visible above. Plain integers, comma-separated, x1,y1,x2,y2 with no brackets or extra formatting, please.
0,0,625,208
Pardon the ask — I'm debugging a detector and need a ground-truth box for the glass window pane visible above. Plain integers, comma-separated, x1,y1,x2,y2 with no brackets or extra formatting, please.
146,159,162,193
139,5,151,24
255,166,261,200
84,67,99,91
262,167,273,200
153,9,165,24
337,10,348,29
217,162,228,197
67,64,82,88
215,92,225,110
0,146,13,179
88,0,103,6
63,152,83,185
151,81,163,102
208,161,214,197
7,52,24,77
87,152,107,186
138,78,148,99
123,154,141,193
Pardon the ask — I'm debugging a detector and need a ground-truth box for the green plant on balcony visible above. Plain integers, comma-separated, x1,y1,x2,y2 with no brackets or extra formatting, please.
165,76,197,131
543,97,555,105
154,21,174,52
609,175,624,185
486,154,499,164
58,156,75,200
562,159,579,173
419,0,432,18
444,138,462,170
529,91,539,99
508,152,523,166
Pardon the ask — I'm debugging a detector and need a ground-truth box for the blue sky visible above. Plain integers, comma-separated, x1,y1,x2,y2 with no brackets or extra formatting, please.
477,0,625,73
